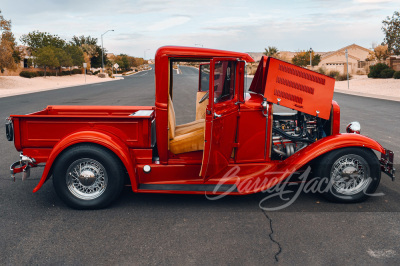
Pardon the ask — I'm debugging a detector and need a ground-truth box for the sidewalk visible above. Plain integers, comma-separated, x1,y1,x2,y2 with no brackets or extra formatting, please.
0,75,122,98
334,75,400,102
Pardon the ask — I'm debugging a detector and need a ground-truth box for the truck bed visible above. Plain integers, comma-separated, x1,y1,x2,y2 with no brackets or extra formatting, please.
11,105,155,152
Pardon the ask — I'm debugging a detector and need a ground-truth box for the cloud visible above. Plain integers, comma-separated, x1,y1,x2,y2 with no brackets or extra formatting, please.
146,16,191,31
355,0,392,3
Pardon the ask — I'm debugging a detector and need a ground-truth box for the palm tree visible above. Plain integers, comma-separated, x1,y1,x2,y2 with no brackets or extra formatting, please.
264,46,279,58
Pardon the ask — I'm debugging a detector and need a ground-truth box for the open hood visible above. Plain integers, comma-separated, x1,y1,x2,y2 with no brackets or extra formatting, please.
249,56,335,120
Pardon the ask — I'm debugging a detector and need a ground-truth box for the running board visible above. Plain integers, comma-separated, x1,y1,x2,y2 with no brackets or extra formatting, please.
138,183,238,192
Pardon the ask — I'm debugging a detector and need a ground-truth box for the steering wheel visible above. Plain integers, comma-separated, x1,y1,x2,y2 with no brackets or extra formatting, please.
198,91,209,103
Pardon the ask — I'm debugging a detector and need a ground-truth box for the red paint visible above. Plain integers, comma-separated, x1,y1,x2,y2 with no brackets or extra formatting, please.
6,46,391,197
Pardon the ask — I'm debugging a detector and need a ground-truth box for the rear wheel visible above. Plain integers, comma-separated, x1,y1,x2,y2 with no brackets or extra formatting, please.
315,147,381,203
53,145,125,209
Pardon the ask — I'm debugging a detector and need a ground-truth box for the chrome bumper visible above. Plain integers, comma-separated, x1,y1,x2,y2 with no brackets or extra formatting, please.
10,154,36,181
381,149,395,181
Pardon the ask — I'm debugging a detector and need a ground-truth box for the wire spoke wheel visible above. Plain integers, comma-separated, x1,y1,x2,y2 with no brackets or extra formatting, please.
66,158,108,200
330,154,370,195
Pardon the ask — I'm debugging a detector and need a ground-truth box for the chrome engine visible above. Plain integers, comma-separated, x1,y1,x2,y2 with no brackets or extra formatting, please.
271,112,327,159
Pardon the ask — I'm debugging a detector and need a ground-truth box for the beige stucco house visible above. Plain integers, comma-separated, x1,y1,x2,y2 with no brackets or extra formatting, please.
317,44,372,74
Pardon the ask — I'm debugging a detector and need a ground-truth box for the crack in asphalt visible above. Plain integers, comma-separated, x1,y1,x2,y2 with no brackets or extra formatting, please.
261,209,282,262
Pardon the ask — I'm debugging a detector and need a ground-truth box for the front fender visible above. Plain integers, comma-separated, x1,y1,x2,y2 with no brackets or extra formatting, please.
33,131,138,193
237,133,385,193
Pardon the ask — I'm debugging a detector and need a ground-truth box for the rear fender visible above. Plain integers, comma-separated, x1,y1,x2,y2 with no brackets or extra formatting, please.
33,131,138,193
238,133,385,193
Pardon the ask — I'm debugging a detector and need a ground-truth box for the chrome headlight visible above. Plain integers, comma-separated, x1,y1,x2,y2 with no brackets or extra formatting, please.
5,117,14,141
346,121,361,134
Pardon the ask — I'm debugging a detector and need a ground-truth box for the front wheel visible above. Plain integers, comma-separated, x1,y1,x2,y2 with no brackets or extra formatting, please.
315,147,381,203
53,145,125,209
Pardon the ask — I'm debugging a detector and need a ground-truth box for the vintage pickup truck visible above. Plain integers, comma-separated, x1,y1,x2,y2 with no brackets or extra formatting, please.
6,46,395,209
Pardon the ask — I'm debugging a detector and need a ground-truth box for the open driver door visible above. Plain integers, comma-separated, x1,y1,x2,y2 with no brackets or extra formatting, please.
200,58,245,181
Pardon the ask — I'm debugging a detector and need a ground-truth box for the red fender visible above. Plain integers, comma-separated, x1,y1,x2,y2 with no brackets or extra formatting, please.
237,133,385,194
32,131,138,193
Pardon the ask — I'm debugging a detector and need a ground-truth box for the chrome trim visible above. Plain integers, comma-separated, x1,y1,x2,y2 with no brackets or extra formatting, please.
381,149,395,181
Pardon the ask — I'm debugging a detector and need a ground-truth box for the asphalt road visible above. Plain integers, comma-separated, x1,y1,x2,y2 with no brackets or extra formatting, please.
1,65,399,265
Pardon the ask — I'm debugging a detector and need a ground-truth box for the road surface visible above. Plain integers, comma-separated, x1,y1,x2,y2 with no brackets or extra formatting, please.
1,66,399,264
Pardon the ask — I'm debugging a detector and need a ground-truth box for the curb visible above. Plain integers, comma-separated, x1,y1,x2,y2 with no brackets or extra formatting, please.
123,67,153,76
334,89,400,102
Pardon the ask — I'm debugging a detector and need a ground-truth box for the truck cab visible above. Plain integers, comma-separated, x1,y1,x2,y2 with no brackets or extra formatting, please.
7,46,395,209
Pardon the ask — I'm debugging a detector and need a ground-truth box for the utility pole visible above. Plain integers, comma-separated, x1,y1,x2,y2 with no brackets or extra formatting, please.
345,49,349,89
101,30,114,73
309,47,313,69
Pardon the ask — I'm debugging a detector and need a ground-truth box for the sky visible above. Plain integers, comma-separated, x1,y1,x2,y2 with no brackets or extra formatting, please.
1,0,399,58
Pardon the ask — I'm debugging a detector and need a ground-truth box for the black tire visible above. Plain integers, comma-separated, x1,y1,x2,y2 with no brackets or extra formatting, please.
53,144,125,209
314,147,381,203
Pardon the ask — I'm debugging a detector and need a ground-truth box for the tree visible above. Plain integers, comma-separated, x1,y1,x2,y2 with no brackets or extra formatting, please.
70,35,104,68
20,31,66,52
382,11,400,55
368,44,389,61
32,46,59,77
54,47,72,74
71,35,98,46
90,45,108,68
0,9,19,72
65,44,84,67
264,46,279,57
292,51,321,67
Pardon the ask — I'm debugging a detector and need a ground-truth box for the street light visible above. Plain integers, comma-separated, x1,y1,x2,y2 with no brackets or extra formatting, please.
101,29,114,72
309,47,313,68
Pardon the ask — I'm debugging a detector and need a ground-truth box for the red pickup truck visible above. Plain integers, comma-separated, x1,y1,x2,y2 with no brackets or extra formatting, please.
6,46,395,209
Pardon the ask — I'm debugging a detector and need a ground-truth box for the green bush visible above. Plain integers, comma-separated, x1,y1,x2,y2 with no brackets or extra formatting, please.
368,63,389,78
19,71,38,78
72,69,82,74
380,68,395,78
394,71,400,79
93,70,100,75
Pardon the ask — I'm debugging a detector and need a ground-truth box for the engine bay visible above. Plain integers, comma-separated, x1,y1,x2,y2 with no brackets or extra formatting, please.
271,112,330,160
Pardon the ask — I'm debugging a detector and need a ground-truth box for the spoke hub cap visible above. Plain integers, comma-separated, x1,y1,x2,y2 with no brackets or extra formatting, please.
331,154,370,195
66,158,108,200
78,170,96,186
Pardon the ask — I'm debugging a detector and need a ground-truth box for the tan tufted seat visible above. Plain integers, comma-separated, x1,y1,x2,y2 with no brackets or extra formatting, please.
168,96,205,154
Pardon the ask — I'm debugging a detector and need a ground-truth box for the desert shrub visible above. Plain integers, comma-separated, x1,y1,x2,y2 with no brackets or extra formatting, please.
327,71,340,79
98,73,106,78
20,71,38,78
93,70,100,75
379,68,395,78
393,71,400,79
316,67,326,75
368,63,389,78
336,73,352,81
